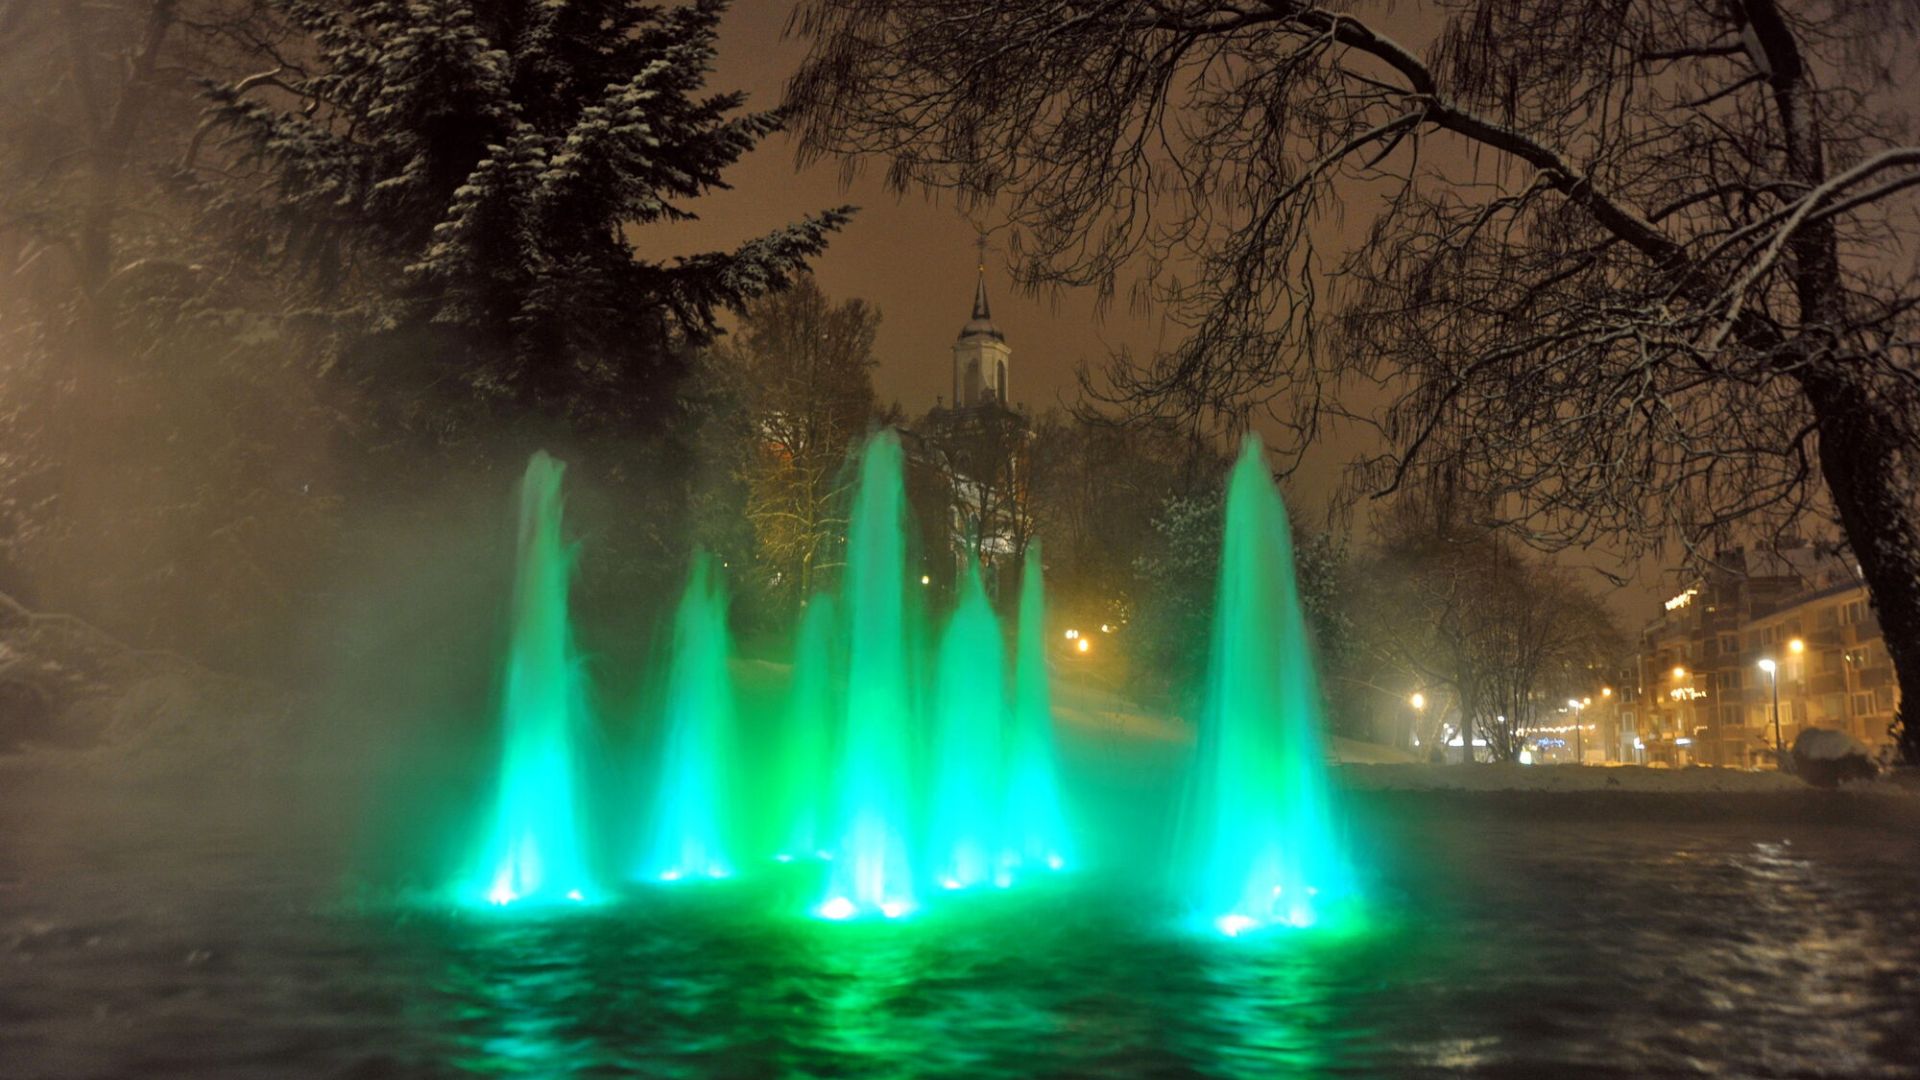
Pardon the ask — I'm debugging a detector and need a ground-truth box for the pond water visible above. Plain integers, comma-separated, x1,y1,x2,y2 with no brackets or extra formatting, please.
4,772,1917,1079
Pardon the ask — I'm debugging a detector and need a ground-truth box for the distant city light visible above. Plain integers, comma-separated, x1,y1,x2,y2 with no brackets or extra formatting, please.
1601,687,1613,697
818,897,856,920
1410,692,1427,710
1672,666,1687,679
1076,638,1091,654
1788,638,1805,654
920,574,931,585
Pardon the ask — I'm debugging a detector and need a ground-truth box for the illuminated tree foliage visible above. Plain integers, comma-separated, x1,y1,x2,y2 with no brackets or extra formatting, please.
786,0,1920,762
709,276,879,606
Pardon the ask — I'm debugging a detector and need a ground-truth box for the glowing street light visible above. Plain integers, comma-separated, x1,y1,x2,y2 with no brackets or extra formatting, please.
1788,637,1805,654
920,574,931,586
1409,692,1427,710
1601,687,1613,698
1758,657,1784,767
1672,666,1687,680
1076,637,1091,654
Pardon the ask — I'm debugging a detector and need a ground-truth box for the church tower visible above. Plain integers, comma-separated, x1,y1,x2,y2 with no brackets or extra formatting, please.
951,260,1011,408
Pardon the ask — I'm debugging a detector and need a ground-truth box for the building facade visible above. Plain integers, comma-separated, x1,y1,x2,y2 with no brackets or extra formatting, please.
1624,543,1898,767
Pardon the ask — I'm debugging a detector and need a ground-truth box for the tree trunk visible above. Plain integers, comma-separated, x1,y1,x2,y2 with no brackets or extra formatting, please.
1802,371,1920,765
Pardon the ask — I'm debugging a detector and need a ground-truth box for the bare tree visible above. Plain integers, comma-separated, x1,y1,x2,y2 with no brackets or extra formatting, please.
785,0,1920,762
1357,488,1623,762
711,276,879,607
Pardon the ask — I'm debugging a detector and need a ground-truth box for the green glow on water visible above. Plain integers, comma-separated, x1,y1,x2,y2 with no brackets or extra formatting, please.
1176,436,1356,936
642,551,737,883
472,452,600,909
819,431,916,919
1002,542,1071,878
928,556,1006,889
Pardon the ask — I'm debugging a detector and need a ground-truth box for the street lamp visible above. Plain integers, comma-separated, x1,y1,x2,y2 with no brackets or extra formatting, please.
1758,658,1783,768
1788,637,1805,655
1568,698,1587,763
1409,692,1427,711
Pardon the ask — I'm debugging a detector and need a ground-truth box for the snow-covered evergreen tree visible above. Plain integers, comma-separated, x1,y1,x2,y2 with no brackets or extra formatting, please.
205,0,849,428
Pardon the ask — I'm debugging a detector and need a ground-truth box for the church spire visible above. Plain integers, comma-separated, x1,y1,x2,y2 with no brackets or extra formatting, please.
952,234,1011,407
972,233,992,320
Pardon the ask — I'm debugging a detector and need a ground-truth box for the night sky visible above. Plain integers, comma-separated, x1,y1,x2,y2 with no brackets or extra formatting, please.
647,3,1673,619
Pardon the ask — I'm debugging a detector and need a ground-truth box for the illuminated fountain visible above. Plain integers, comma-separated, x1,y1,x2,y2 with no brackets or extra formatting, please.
817,430,918,919
473,452,599,907
1174,436,1355,935
773,594,837,862
642,551,737,883
462,433,1083,921
1001,542,1071,880
927,556,1006,890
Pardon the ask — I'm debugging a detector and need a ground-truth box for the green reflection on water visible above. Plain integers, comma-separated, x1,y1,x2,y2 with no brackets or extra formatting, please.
417,886,1393,1080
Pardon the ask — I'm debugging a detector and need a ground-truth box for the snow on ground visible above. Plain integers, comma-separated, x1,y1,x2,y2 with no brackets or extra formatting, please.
1337,761,1919,795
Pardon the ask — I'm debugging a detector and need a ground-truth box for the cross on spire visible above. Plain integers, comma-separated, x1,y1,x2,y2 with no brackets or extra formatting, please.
971,232,992,320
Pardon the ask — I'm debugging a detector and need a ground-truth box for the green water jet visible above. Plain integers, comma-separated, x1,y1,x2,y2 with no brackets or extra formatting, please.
927,556,1006,889
473,452,599,908
775,593,838,860
642,551,737,883
1001,542,1071,880
818,431,917,919
1176,436,1354,935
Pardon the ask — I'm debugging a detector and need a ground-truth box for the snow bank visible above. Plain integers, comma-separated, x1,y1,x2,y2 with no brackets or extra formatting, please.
1792,727,1868,762
1339,762,1813,794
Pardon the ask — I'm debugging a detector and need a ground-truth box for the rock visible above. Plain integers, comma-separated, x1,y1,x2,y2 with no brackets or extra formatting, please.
1791,728,1877,788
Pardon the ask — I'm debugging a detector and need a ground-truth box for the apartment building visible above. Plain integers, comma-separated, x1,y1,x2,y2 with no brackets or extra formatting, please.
1622,542,1894,767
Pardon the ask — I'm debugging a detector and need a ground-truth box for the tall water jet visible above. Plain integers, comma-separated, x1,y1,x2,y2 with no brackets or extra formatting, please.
1176,436,1354,935
775,593,837,860
818,431,916,919
474,452,599,907
927,556,1006,889
642,551,737,883
1001,542,1071,878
